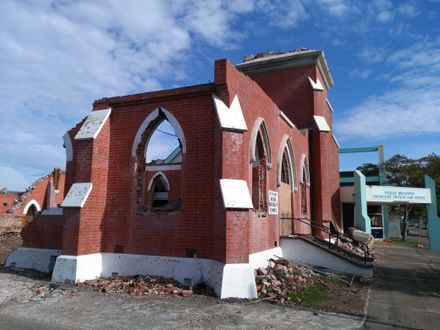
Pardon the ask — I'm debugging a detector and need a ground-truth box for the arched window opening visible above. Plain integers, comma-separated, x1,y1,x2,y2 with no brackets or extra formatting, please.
281,152,290,185
133,108,184,214
279,148,294,236
299,154,310,216
151,175,169,208
301,170,307,214
146,121,181,164
26,204,38,222
252,133,267,215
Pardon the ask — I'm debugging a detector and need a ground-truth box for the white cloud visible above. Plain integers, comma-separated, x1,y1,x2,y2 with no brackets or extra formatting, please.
256,0,308,28
0,0,253,175
396,1,419,18
350,68,372,79
337,38,440,140
313,0,350,17
358,47,387,63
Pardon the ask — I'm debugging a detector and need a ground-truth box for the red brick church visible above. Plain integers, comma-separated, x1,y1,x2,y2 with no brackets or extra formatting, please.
7,49,342,298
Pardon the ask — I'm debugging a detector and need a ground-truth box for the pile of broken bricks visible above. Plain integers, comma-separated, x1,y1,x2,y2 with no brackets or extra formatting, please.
79,275,213,298
255,258,319,304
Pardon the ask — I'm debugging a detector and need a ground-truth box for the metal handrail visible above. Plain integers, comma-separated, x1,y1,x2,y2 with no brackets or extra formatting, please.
280,216,372,264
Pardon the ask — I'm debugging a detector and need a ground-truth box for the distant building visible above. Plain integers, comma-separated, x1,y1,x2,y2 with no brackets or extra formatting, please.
0,168,65,233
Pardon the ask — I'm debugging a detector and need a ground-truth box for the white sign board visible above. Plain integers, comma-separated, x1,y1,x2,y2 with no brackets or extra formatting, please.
366,186,431,204
268,190,278,215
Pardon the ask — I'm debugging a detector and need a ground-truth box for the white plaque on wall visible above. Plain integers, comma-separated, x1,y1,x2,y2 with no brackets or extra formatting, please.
268,190,278,215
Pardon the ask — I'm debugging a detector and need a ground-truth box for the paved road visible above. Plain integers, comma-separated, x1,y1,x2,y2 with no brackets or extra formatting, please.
363,241,440,330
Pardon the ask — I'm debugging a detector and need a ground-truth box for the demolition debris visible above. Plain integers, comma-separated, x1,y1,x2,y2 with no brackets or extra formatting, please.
79,275,214,298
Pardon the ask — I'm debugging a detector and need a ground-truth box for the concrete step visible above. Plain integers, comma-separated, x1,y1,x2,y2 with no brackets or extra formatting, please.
280,236,373,278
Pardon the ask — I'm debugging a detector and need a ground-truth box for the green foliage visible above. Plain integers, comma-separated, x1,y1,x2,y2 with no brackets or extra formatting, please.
289,283,326,306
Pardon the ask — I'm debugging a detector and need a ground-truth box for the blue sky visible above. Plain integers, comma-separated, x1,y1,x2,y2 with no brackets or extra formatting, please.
0,0,439,181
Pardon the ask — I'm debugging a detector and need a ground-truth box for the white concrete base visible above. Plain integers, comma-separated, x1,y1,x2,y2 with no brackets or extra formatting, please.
280,238,373,277
5,247,61,273
51,253,259,299
249,247,283,269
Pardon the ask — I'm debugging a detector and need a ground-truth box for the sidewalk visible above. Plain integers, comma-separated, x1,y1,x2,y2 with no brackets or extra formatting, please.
363,240,440,330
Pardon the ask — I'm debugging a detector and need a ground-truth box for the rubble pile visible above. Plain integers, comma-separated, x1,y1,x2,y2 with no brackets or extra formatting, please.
32,283,77,301
79,275,213,298
255,258,319,304
336,239,373,258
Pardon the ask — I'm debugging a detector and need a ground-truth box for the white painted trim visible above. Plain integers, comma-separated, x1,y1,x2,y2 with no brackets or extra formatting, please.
212,94,247,131
74,108,112,140
23,199,41,215
313,115,331,132
51,253,257,299
332,134,340,148
299,154,310,185
6,247,61,273
249,118,272,168
308,76,324,91
248,247,283,269
220,179,253,209
277,135,297,191
278,110,295,128
63,132,73,161
131,108,186,157
280,238,373,277
41,207,63,216
326,98,334,112
146,164,181,171
147,172,170,191
61,183,93,208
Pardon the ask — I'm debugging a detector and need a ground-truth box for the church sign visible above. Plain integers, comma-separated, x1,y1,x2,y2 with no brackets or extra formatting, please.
366,186,431,204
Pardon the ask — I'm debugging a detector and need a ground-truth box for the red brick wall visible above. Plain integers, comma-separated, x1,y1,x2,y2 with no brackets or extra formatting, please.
0,194,18,214
21,214,63,249
238,61,341,236
21,54,342,266
214,60,312,260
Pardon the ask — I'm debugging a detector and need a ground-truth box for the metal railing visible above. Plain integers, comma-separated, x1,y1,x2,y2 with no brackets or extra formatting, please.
280,216,372,264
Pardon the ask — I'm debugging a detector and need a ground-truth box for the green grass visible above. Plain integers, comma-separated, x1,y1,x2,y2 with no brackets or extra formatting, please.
289,283,326,306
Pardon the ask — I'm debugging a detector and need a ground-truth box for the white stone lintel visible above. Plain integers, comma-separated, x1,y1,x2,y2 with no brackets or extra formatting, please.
308,76,324,91
220,179,253,209
326,98,334,112
74,108,111,140
313,115,331,132
61,182,93,208
212,94,247,132
145,164,181,171
279,110,295,128
332,134,340,148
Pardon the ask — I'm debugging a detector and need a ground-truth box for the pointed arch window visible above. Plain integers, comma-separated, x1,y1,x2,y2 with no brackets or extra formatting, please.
150,173,169,207
250,119,272,215
299,154,310,215
132,107,185,213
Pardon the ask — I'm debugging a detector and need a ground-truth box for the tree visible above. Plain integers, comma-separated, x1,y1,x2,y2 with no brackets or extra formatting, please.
357,153,440,241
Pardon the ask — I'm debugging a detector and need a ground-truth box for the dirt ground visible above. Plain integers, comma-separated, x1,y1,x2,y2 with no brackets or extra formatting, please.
0,231,21,264
0,232,368,329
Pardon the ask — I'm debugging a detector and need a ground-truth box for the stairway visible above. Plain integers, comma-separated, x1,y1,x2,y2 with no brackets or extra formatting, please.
280,235,374,277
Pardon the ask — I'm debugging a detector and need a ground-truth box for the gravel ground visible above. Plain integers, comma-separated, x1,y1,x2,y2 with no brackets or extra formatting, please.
0,232,366,329
0,270,365,330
